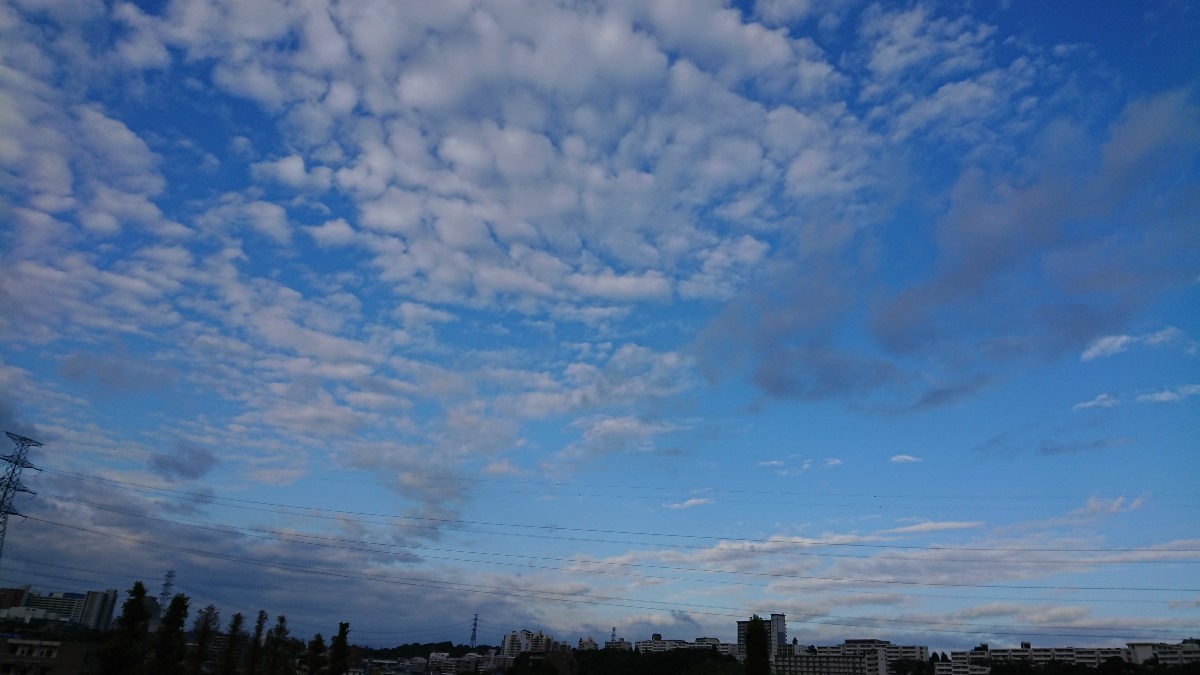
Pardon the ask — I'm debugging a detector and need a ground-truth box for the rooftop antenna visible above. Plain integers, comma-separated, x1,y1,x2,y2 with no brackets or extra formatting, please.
611,627,617,642
0,432,42,568
158,570,176,616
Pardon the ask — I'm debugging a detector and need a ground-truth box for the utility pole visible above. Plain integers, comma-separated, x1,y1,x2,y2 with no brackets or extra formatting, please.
0,432,41,568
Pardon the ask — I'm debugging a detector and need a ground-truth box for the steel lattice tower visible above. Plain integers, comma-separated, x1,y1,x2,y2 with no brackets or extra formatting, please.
158,570,176,617
0,432,42,568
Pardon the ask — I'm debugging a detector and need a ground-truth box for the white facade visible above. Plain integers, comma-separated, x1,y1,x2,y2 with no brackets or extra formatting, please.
1127,641,1200,666
812,639,930,675
943,641,1200,673
500,628,562,656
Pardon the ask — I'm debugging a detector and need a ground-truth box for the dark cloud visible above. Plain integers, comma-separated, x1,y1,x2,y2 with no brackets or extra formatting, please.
894,375,991,414
59,350,177,393
1037,437,1128,456
697,267,905,404
703,91,1200,414
975,428,1128,458
149,441,218,482
0,397,31,438
871,91,1200,368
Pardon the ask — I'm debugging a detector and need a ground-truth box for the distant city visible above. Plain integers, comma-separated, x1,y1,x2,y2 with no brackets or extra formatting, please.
2,581,1196,674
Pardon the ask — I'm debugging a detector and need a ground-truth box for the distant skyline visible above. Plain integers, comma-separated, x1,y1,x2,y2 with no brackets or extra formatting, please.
0,0,1197,653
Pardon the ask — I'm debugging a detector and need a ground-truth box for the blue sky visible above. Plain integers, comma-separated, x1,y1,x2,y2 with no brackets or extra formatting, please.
0,0,1197,653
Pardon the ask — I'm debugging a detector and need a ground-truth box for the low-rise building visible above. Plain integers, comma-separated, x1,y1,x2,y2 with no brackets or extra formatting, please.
939,640,1200,674
604,636,633,651
775,648,888,675
0,637,91,675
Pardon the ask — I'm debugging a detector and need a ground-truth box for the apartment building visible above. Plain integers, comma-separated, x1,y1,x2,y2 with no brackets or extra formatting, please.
738,613,789,663
775,648,888,675
499,629,564,656
808,639,930,675
0,586,117,631
935,640,1200,674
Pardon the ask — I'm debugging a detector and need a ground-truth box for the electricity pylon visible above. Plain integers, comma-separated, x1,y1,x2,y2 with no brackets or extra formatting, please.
0,432,42,567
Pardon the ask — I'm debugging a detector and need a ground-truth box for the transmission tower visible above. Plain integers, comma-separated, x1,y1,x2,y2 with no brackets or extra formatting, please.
158,570,176,617
470,613,479,648
0,432,42,568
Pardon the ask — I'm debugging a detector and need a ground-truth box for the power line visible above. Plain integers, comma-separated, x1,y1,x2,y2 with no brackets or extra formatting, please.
17,515,1196,642
43,469,1200,555
51,448,1200,503
33,492,1198,602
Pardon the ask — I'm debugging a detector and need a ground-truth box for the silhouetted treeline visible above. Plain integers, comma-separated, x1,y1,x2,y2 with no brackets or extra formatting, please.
360,640,496,660
507,646,742,675
93,580,353,675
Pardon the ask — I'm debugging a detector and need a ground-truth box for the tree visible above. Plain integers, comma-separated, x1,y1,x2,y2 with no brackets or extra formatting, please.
263,614,299,675
245,610,269,675
99,581,153,675
744,615,770,675
190,604,220,675
304,633,327,674
218,612,246,675
149,593,191,673
327,622,350,675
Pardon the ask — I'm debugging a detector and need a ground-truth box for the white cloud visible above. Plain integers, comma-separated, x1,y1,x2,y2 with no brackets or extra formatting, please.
1072,393,1119,411
889,454,923,463
1071,495,1147,518
252,154,332,191
1081,335,1136,361
1136,384,1200,404
883,521,984,534
482,458,521,476
663,498,714,510
1082,327,1188,361
305,218,356,247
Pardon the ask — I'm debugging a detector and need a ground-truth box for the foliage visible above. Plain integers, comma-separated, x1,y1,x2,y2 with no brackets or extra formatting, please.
245,609,270,675
305,632,327,674
97,580,153,675
358,640,494,661
327,621,351,674
743,615,770,675
262,614,302,675
218,612,246,675
149,593,191,673
893,658,934,675
190,603,220,675
506,647,743,675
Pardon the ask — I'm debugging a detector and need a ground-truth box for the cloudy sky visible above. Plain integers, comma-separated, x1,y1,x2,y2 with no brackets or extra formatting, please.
1,0,1198,653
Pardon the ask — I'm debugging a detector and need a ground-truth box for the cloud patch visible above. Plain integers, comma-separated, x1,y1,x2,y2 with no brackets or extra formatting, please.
663,498,714,510
148,442,219,482
1081,327,1190,361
